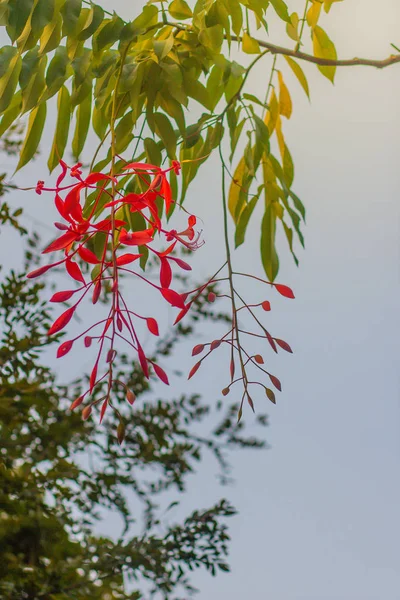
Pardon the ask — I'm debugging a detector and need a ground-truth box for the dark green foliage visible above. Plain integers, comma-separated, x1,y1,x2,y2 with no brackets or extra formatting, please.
0,234,267,599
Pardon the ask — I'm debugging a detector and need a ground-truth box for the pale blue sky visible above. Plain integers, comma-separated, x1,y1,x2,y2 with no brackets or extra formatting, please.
1,1,399,598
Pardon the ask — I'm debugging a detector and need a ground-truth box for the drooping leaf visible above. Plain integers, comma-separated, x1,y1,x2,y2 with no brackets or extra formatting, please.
261,202,279,282
0,47,22,113
283,56,310,99
242,31,260,54
277,71,292,119
313,25,337,82
269,0,291,22
16,103,47,171
169,0,193,19
72,90,91,159
48,85,71,172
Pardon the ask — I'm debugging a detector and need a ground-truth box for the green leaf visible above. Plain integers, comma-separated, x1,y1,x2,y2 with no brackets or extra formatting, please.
77,3,104,40
144,137,162,167
72,90,91,158
261,202,279,281
0,49,22,114
283,56,310,99
242,31,260,54
93,12,124,52
39,13,62,54
0,91,22,137
313,25,337,83
45,46,71,99
6,0,34,42
115,110,134,153
31,0,55,35
228,0,243,36
48,85,71,172
184,76,211,110
0,1,10,26
169,0,192,19
269,0,291,23
21,54,47,113
235,192,260,247
199,24,223,52
129,4,158,36
153,112,176,159
16,102,47,171
61,0,82,36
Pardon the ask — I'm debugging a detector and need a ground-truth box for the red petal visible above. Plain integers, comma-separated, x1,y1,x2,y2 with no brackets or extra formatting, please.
65,259,85,284
123,162,160,171
64,184,84,218
171,257,192,271
89,365,97,393
48,306,75,336
78,246,100,264
27,264,54,278
275,338,293,353
119,228,154,246
138,346,149,378
85,172,115,185
70,395,84,410
50,290,75,302
160,257,172,288
56,160,68,188
146,318,159,336
116,253,142,266
269,374,282,391
57,340,73,358
192,344,204,356
188,361,201,380
188,215,196,227
55,194,70,221
274,284,295,299
153,363,169,385
160,287,185,308
161,176,172,214
43,231,78,254
173,303,191,325
93,218,126,231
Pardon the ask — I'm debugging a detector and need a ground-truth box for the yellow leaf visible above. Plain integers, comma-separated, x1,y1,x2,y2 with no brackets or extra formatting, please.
242,31,260,54
324,0,343,13
264,89,279,135
284,56,310,99
228,156,246,221
306,1,321,28
313,25,337,82
286,12,299,41
275,114,285,160
277,71,292,119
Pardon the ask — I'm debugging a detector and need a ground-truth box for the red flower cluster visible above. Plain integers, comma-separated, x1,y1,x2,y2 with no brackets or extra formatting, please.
28,159,202,427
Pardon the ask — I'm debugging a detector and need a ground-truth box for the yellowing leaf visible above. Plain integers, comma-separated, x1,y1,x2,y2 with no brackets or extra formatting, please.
277,71,292,119
283,56,310,99
313,25,337,82
324,0,343,13
242,31,260,54
228,155,246,221
286,11,299,41
16,103,47,171
307,1,321,28
264,89,279,135
275,114,285,159
169,0,192,20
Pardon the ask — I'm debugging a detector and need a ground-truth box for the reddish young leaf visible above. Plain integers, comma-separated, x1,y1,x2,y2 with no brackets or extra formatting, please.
89,365,97,393
171,257,192,271
50,290,75,303
173,304,191,325
261,300,271,311
70,395,84,410
65,259,85,284
48,306,75,336
116,253,142,266
160,257,172,288
269,374,282,391
138,346,149,378
266,330,278,353
82,405,92,420
188,361,201,379
126,389,136,405
274,284,295,299
265,388,276,404
153,363,169,385
84,336,92,347
27,264,54,278
146,318,159,336
57,340,73,358
160,287,185,309
92,280,101,304
78,246,100,264
99,398,108,424
275,338,293,353
43,231,78,254
210,339,221,351
192,344,205,356
254,354,264,364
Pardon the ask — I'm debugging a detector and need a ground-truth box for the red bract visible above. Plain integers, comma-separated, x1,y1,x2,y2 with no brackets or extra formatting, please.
78,246,100,264
50,290,75,302
160,288,186,308
153,363,169,385
48,306,75,336
274,284,295,299
65,259,85,284
146,318,159,336
57,340,73,358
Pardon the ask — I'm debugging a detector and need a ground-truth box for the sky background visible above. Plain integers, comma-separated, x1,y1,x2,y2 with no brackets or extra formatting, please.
1,1,400,598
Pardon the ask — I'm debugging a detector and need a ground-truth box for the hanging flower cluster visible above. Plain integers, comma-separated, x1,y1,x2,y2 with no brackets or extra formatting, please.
27,159,203,429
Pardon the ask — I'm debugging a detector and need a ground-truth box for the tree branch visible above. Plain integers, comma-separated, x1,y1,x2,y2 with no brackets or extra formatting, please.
230,35,400,69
